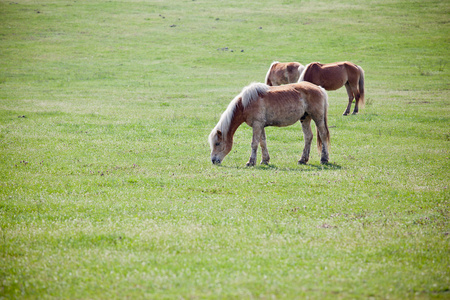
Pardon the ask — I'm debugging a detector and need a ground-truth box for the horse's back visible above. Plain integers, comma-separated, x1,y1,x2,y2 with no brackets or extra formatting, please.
303,62,351,90
326,61,361,79
291,81,323,95
261,83,315,108
268,82,327,108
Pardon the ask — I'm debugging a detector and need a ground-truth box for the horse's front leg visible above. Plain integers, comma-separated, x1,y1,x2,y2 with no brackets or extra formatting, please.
343,83,354,116
246,124,263,167
298,117,313,164
259,128,270,165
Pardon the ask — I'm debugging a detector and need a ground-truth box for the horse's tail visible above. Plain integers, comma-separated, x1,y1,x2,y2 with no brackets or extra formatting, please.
240,82,270,108
265,61,278,86
317,87,330,155
358,65,365,107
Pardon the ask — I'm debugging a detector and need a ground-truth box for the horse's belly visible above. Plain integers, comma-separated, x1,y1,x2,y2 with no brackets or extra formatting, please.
265,109,302,127
321,76,347,90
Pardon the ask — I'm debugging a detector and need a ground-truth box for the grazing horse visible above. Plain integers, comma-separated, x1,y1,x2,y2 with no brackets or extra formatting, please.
209,82,330,166
265,61,305,86
299,61,365,115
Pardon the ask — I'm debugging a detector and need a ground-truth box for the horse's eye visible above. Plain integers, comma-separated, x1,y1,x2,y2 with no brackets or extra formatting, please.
215,142,220,146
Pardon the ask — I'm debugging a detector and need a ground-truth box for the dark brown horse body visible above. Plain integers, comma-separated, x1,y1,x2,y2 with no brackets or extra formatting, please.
299,61,365,115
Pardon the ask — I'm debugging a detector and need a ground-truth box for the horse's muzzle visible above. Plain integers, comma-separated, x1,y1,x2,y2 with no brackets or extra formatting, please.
211,157,221,165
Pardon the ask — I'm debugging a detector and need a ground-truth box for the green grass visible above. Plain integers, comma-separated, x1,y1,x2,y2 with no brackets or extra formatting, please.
0,0,449,299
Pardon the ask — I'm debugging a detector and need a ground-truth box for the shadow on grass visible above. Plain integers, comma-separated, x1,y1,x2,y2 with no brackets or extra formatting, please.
216,162,342,172
298,162,342,171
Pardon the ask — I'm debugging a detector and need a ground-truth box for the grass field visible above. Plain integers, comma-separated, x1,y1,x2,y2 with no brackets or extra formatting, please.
0,0,449,298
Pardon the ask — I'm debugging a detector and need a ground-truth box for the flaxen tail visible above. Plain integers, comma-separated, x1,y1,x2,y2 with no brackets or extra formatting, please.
316,87,330,155
358,65,365,107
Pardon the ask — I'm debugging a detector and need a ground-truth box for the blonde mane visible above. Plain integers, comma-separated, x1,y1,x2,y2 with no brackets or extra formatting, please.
209,83,269,142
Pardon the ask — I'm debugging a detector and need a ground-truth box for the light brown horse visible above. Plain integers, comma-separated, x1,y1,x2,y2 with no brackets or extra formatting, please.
209,82,330,166
265,61,305,86
299,61,365,115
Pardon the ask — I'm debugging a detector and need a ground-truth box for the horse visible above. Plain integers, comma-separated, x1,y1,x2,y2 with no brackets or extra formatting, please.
209,82,330,166
265,61,305,86
298,61,365,115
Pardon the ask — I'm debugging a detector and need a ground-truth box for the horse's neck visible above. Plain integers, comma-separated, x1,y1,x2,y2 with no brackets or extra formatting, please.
227,103,245,142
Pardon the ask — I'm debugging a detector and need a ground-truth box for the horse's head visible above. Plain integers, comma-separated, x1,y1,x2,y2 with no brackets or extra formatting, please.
209,129,232,165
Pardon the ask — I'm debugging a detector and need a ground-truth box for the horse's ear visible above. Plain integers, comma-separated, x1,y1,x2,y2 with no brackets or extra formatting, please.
217,130,222,139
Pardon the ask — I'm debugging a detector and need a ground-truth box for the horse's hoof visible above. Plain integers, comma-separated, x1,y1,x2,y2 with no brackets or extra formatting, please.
320,160,329,165
246,161,255,167
298,159,308,165
260,160,269,165
343,112,349,116
352,112,358,115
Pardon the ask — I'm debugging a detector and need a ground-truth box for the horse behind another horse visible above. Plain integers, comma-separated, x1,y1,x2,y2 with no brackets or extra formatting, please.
299,61,365,115
265,61,305,86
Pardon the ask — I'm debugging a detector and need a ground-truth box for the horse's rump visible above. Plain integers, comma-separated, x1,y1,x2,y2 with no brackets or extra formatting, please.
265,62,303,86
286,63,300,74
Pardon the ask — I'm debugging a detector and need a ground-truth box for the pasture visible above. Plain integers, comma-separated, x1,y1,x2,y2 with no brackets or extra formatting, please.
0,0,449,298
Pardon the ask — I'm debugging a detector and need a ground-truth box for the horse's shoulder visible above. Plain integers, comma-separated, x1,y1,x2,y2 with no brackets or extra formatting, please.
303,63,322,80
306,62,324,73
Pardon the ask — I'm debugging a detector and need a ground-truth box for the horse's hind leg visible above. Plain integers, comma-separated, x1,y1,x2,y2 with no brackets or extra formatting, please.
316,121,329,164
351,84,361,115
298,116,313,164
343,83,354,116
259,128,270,165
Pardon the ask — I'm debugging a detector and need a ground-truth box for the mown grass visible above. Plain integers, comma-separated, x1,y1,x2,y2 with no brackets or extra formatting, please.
0,0,449,299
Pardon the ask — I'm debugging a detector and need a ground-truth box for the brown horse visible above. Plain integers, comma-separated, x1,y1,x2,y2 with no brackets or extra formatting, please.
299,61,365,115
265,61,305,86
209,82,330,166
